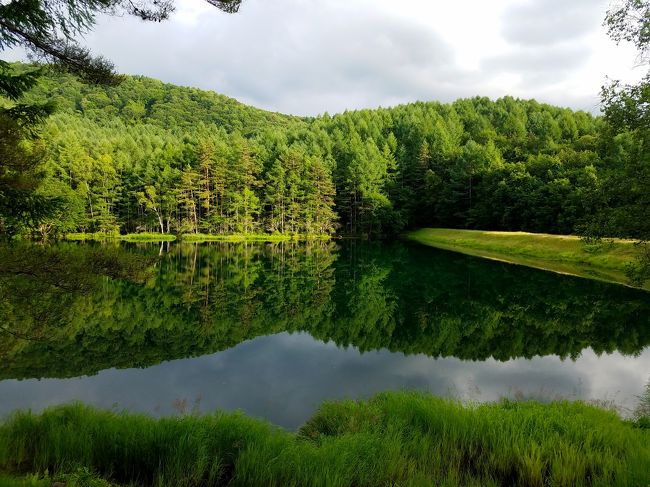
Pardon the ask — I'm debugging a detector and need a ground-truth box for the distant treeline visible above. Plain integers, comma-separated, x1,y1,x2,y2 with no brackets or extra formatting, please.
20,66,649,238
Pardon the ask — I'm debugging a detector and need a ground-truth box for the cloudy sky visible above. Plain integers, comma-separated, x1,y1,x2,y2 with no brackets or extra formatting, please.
12,0,648,115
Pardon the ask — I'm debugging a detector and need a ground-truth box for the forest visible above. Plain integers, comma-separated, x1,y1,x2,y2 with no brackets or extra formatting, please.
2,63,647,241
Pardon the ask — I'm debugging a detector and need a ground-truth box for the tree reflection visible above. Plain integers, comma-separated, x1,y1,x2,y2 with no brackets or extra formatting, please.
1,240,649,379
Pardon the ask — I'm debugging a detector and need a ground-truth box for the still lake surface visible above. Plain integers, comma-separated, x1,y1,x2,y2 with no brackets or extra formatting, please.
1,240,649,429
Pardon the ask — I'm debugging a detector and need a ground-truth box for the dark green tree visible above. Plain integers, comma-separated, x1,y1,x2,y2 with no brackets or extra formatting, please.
0,62,55,237
599,0,650,284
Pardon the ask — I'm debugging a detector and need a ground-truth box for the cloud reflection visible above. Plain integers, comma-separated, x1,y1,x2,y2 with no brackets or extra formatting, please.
1,332,647,429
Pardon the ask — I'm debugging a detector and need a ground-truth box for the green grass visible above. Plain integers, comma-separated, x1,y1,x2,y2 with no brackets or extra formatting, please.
0,468,116,486
179,233,332,242
64,233,332,243
0,475,49,487
635,381,650,425
1,393,648,487
64,233,177,242
406,228,648,289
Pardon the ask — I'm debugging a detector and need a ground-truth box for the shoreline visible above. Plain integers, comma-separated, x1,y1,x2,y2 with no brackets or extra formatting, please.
406,228,648,291
62,232,335,243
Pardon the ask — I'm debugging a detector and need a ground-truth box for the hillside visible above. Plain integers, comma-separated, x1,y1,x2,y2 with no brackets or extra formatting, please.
24,68,303,134
8,63,647,244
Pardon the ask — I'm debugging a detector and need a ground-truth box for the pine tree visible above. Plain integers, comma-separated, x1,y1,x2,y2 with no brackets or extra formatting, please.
0,62,55,237
304,156,337,234
177,165,200,234
264,159,287,233
197,140,215,228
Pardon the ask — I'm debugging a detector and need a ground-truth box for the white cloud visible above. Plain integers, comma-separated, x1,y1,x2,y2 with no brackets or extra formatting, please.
501,0,604,47
3,0,647,115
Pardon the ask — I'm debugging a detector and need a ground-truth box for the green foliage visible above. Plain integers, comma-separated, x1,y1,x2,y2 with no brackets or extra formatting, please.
0,393,648,486
0,468,124,486
0,63,58,238
599,0,650,280
3,64,648,273
0,474,50,487
15,68,627,241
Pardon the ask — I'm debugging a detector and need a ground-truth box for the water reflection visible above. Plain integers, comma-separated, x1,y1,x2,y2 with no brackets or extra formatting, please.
1,333,648,429
0,240,648,427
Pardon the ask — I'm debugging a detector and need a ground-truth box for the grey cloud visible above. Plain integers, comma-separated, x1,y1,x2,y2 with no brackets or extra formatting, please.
483,43,592,87
483,0,606,110
84,0,473,115
501,0,607,47
5,0,613,115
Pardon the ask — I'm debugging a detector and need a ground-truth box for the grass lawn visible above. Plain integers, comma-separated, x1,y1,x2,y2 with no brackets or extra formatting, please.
406,228,648,290
1,392,648,487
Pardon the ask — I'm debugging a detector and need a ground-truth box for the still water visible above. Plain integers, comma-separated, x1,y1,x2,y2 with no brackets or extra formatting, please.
1,240,648,429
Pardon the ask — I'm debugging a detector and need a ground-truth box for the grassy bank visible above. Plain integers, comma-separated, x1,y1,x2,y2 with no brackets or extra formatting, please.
65,233,177,242
1,393,648,487
406,228,647,289
179,233,332,242
63,233,332,243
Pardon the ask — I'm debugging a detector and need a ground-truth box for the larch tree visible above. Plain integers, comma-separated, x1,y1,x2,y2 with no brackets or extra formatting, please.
0,0,243,237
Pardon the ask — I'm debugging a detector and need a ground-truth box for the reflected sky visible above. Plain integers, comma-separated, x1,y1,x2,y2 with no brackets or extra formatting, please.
1,332,648,429
2,241,649,429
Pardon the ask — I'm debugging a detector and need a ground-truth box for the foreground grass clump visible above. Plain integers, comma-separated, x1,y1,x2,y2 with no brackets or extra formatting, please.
0,468,113,486
407,228,647,289
1,393,649,487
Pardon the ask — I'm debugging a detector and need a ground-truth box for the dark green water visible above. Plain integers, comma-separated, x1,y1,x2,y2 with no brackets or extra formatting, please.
1,240,649,428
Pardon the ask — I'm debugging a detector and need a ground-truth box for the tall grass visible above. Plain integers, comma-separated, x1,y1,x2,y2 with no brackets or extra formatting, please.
0,469,113,487
635,379,650,428
1,393,648,486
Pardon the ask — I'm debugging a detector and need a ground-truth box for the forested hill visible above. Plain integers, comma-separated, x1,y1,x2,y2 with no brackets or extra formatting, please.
26,69,303,134
20,65,648,240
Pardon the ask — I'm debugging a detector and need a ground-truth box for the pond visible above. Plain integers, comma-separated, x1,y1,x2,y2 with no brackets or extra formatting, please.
1,240,649,429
